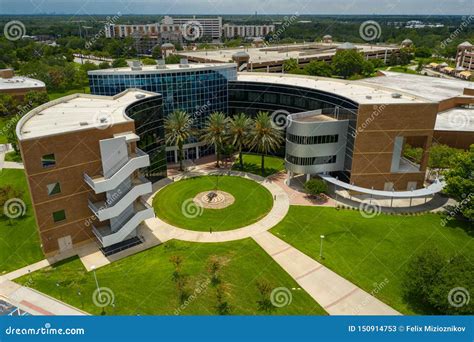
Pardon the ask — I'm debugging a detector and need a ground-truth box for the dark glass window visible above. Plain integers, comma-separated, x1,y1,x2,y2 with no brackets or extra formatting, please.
42,154,56,168
52,210,66,223
47,182,61,196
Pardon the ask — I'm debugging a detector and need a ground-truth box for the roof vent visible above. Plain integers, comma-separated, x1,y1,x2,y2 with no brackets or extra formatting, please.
366,95,372,99
79,122,89,126
131,60,142,71
391,93,402,99
156,59,167,69
135,94,146,99
179,58,190,68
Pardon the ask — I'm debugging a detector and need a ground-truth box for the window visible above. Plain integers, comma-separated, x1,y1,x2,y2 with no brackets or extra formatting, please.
41,154,56,168
47,182,61,196
52,210,66,223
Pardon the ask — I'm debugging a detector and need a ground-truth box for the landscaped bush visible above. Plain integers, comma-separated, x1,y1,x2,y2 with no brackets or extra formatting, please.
304,179,328,198
403,249,474,315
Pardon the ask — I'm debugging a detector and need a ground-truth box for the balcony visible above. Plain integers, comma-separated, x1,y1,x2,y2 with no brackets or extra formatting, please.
84,148,150,194
92,200,155,248
88,176,152,222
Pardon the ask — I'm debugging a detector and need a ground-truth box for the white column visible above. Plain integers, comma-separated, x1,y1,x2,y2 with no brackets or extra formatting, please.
306,174,311,182
196,146,200,159
287,171,292,186
174,149,178,164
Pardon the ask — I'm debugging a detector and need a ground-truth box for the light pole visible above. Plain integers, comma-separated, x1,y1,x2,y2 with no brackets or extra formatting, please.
91,265,101,298
77,290,84,309
319,235,325,259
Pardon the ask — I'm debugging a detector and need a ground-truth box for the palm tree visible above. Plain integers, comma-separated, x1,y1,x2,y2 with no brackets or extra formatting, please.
164,110,193,171
201,112,229,168
227,113,253,170
248,111,284,176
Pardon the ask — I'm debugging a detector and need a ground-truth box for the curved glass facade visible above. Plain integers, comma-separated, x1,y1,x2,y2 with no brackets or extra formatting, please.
125,95,166,181
89,66,237,129
228,81,358,180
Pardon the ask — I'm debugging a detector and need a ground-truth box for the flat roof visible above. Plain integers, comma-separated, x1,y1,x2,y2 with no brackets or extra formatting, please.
88,63,235,75
17,89,158,140
292,113,337,123
435,107,474,132
237,72,425,104
0,76,45,90
178,42,399,64
362,71,474,102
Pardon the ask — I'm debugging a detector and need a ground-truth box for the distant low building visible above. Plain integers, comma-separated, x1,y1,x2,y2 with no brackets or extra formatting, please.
456,41,473,73
222,23,275,39
0,69,46,100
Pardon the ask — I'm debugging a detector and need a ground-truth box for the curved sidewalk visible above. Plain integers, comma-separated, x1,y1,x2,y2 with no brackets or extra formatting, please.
145,170,290,243
253,231,401,316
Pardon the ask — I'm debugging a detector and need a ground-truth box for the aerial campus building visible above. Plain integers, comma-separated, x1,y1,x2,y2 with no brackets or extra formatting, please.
0,68,46,100
88,62,237,164
17,61,473,256
17,90,160,255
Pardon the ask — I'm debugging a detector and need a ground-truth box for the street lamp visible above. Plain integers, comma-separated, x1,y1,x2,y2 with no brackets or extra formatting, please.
77,290,84,309
91,265,101,298
56,282,62,300
319,235,325,259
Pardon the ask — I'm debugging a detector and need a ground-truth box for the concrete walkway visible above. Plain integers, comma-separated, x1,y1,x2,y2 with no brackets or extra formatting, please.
0,144,24,170
252,231,400,315
145,170,290,243
0,277,87,315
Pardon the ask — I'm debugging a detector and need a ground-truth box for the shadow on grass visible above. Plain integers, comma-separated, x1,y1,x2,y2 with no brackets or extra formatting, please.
232,162,279,178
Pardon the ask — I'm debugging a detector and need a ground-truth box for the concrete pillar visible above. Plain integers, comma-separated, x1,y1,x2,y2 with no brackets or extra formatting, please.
306,174,311,182
196,146,200,159
174,149,178,164
287,171,292,186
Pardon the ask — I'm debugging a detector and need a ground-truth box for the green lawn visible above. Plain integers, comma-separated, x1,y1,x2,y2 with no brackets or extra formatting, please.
153,175,273,231
232,153,285,177
0,169,43,274
16,239,326,315
270,206,473,315
4,151,22,162
48,87,90,101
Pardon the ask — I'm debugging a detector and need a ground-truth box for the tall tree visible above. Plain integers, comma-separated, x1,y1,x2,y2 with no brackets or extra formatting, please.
201,112,229,168
443,145,474,221
164,111,193,171
332,49,365,79
248,112,284,176
227,113,253,170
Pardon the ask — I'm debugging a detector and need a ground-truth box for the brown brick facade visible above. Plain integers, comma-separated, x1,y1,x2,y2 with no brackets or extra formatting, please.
351,103,438,190
19,122,135,255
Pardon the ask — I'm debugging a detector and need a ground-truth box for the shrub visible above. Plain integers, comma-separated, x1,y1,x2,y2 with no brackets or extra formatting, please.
304,179,328,198
403,249,474,314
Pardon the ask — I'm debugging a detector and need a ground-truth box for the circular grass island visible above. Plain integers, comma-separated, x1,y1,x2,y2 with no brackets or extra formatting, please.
152,175,273,232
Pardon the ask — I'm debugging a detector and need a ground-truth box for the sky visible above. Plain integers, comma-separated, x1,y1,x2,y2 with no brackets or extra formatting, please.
0,0,471,15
